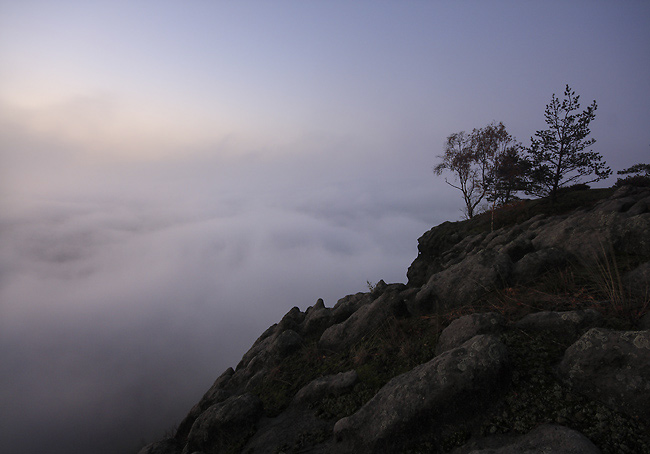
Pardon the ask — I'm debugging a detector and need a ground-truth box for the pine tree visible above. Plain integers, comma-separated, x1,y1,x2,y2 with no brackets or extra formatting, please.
525,85,611,202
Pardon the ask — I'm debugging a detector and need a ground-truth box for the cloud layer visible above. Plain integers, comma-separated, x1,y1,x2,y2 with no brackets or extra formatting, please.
0,106,450,452
2,2,649,453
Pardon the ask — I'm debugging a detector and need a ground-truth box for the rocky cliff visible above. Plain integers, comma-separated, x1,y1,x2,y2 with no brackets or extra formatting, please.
139,186,650,454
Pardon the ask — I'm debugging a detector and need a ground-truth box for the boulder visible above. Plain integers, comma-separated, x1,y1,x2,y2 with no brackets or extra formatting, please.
514,309,603,341
414,250,512,312
292,370,358,406
305,298,326,315
175,368,234,440
500,235,534,262
234,330,304,391
301,303,334,337
269,329,302,357
451,424,600,454
641,312,650,330
276,306,305,333
435,312,506,355
531,213,611,263
331,292,374,324
241,408,333,454
319,291,407,352
137,439,182,454
595,195,638,214
624,261,650,304
244,368,268,391
369,279,389,295
529,191,650,264
406,221,465,287
236,327,278,371
557,328,650,420
509,247,570,285
183,393,263,454
611,214,650,257
627,195,649,216
333,335,510,453
233,329,303,388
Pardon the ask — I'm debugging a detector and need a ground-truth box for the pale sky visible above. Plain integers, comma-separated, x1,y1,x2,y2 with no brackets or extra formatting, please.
1,1,649,453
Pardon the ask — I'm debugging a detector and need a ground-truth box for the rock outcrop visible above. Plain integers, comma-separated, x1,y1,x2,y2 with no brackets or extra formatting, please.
318,284,407,352
333,335,510,453
408,186,650,308
558,328,650,421
451,424,601,454
435,312,506,355
139,187,650,454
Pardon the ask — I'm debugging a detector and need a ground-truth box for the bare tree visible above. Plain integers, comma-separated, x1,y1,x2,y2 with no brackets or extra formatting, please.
435,131,484,219
435,122,523,219
472,122,523,205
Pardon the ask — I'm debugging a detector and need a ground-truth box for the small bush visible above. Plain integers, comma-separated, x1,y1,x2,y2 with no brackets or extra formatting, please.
555,183,590,195
613,175,650,188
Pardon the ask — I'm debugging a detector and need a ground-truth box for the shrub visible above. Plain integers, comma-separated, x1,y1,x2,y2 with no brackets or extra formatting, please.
555,183,590,195
613,175,650,188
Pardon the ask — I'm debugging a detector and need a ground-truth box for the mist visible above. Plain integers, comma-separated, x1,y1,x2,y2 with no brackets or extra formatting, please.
2,1,650,452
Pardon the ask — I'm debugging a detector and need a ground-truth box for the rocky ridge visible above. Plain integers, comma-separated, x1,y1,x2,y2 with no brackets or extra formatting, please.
139,186,650,454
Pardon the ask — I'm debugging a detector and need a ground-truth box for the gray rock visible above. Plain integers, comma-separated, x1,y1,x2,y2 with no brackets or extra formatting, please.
414,250,512,311
484,229,509,250
370,279,389,295
184,393,263,454
333,335,510,453
462,232,488,254
302,301,334,337
529,191,650,264
242,408,333,454
270,329,302,357
435,312,506,355
624,261,650,304
319,291,406,352
292,370,358,406
611,213,650,257
510,247,570,284
558,328,650,420
627,197,649,216
406,221,466,287
137,439,182,454
236,308,306,371
237,327,278,371
515,309,603,340
331,292,374,324
500,236,534,262
233,328,303,388
641,312,650,330
305,298,326,315
277,306,305,333
452,424,600,454
176,368,234,439
531,215,608,263
244,368,267,391
231,330,303,391
400,287,422,316
596,196,638,214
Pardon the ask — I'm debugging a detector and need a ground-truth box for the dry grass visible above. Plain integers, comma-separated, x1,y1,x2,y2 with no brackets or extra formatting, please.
447,250,648,327
587,243,649,322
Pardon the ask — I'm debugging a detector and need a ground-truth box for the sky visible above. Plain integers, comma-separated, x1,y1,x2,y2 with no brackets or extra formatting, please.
1,1,649,453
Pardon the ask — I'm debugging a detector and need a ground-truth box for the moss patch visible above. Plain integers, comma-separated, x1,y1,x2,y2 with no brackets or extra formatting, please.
479,328,650,454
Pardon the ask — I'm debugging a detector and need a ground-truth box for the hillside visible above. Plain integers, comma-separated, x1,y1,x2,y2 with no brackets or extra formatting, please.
139,185,650,454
